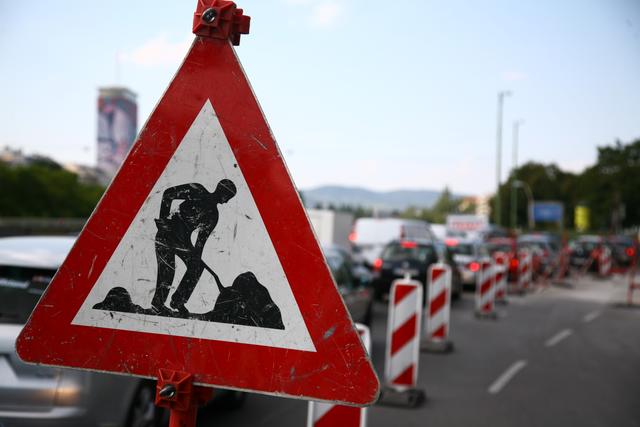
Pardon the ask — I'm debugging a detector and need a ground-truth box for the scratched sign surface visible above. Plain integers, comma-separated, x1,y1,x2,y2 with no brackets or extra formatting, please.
17,37,380,405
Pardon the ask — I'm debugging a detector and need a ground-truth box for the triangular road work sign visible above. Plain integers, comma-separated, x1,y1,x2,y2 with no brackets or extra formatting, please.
17,26,379,405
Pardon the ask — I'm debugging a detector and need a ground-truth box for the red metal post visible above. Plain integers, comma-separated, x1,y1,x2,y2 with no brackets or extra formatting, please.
155,369,213,427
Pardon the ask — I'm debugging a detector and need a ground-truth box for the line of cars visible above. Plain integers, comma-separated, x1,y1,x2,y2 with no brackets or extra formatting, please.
2,223,636,426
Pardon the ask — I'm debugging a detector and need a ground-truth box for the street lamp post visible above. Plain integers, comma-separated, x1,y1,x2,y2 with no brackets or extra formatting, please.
513,180,534,229
510,120,524,230
495,90,512,227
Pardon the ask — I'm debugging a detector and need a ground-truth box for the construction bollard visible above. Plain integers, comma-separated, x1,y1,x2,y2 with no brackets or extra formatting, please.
552,245,572,285
421,264,453,353
475,258,497,319
307,323,371,427
518,249,533,293
599,246,612,278
493,252,509,304
379,278,426,408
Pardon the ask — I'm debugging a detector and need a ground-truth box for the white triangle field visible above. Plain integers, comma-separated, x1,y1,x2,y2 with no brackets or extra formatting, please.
72,100,316,352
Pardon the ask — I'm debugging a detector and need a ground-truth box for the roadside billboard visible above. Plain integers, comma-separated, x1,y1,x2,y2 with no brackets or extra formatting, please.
446,214,489,233
532,201,564,223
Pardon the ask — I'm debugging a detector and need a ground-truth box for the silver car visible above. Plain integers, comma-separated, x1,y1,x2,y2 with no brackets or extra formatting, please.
0,236,169,427
0,236,248,426
445,238,488,287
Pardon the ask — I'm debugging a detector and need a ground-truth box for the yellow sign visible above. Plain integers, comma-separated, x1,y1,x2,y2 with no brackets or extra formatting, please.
575,206,590,232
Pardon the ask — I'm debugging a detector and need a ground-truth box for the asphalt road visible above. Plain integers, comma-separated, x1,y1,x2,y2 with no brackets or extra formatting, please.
198,275,640,427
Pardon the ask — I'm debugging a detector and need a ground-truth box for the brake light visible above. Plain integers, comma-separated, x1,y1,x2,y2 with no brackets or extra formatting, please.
469,262,480,272
626,247,635,257
445,238,458,247
510,258,519,268
373,258,383,272
348,231,357,242
401,241,417,249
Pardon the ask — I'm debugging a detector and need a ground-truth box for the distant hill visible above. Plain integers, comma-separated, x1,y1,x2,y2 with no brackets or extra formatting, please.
301,185,463,211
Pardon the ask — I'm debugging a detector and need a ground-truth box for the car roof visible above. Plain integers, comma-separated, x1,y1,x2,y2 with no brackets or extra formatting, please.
0,236,75,269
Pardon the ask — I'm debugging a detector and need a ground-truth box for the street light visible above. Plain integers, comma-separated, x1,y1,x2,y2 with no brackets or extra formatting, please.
510,119,524,230
494,90,512,227
512,179,534,229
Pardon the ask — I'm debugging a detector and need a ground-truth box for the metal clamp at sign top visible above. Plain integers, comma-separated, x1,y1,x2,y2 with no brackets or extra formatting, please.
193,0,251,45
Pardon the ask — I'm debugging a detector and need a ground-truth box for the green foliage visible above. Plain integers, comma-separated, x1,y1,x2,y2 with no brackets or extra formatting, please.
493,138,640,232
399,187,468,223
0,162,104,218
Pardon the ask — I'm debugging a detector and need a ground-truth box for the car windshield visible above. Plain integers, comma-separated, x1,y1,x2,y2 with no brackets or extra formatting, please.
449,244,474,256
488,243,512,254
382,243,432,263
0,265,55,324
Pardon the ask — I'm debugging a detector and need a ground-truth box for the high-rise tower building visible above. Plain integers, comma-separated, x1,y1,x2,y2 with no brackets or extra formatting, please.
97,87,137,184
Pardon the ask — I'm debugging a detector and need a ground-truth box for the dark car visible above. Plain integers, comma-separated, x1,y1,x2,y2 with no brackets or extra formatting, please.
570,235,635,272
607,235,636,269
371,240,439,301
518,234,560,277
323,246,374,326
570,235,603,272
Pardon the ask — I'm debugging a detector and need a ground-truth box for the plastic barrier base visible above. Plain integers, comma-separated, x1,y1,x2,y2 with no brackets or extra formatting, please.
378,386,426,408
420,339,453,353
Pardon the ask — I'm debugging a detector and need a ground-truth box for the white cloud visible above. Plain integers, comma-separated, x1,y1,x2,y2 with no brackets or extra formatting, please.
121,35,191,67
502,70,528,82
310,2,344,28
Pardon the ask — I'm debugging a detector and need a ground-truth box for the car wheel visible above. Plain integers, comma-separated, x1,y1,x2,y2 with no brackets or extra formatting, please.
126,382,167,427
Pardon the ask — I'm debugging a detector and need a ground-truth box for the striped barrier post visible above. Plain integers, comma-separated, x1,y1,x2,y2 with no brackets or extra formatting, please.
421,264,453,353
628,259,640,306
379,277,426,408
552,245,572,285
475,258,496,318
599,246,612,277
518,249,533,293
307,323,371,427
578,249,598,278
493,252,508,304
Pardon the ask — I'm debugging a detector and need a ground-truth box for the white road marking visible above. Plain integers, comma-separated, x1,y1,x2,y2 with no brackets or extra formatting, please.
544,328,573,348
582,310,601,323
488,360,528,394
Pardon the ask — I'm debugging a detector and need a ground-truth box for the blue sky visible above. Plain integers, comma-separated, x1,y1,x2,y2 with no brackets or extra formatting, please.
1,0,639,195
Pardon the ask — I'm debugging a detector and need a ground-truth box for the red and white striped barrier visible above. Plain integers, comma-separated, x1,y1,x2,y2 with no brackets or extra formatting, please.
518,250,533,292
599,246,612,277
307,324,371,427
422,264,453,352
493,252,508,303
475,259,496,317
385,278,423,389
553,245,571,283
628,265,640,306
